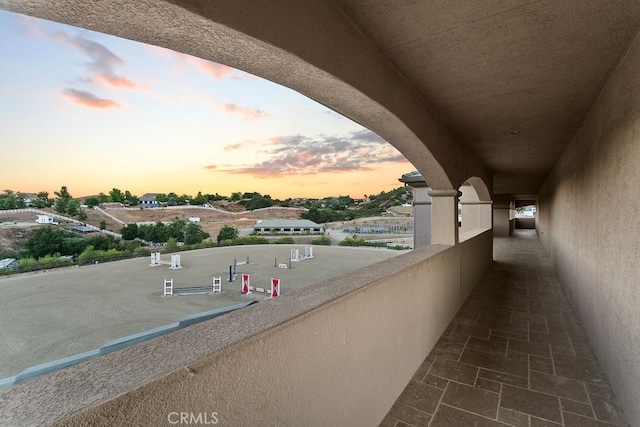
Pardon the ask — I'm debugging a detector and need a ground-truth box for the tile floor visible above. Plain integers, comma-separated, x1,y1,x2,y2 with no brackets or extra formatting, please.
380,230,628,427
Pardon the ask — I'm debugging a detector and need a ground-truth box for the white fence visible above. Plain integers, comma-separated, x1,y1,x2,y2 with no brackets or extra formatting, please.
104,205,308,215
0,208,122,238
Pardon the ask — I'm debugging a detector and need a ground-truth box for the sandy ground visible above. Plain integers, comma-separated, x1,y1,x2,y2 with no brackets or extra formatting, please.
0,245,408,379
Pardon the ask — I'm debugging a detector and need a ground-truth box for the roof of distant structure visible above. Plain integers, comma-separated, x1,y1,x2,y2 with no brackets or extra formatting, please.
139,193,159,201
68,225,96,233
0,258,18,268
253,219,321,228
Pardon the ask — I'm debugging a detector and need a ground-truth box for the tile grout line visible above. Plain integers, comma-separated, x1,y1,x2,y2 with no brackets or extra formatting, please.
428,380,450,427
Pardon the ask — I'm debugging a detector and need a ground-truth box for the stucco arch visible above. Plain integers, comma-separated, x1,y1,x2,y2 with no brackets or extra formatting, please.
0,0,490,191
461,176,492,203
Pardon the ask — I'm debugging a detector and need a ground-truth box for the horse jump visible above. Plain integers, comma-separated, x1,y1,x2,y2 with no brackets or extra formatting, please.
274,257,292,269
163,276,222,296
150,252,182,269
291,246,314,262
241,274,280,298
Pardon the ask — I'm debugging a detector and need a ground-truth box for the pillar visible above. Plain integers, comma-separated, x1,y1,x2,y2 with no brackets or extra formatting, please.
412,186,431,249
493,195,513,237
428,189,461,246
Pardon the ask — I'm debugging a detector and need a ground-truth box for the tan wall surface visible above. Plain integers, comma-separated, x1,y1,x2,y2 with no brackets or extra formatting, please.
0,232,492,426
538,31,640,424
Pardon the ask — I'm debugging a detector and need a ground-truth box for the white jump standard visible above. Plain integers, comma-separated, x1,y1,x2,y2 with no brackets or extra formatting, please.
241,274,280,298
150,252,182,269
291,246,314,262
163,276,223,296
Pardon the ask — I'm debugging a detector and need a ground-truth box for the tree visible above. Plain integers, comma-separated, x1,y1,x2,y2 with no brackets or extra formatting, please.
123,190,138,206
54,186,71,199
217,225,238,243
98,192,110,204
120,223,139,240
54,197,69,214
66,199,81,217
54,186,72,214
99,220,107,230
192,191,208,205
109,188,124,203
76,209,87,221
33,191,51,208
243,194,273,210
23,227,78,258
184,222,208,245
15,192,27,209
85,197,101,208
1,194,17,209
88,234,119,251
167,217,187,240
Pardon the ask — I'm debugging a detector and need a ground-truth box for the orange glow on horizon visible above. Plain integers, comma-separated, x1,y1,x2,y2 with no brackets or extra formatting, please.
7,160,413,201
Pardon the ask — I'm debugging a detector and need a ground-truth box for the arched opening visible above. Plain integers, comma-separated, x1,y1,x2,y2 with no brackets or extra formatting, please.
458,177,493,242
0,8,423,385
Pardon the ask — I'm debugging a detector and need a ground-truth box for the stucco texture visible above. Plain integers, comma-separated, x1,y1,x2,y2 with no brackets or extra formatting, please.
538,32,640,424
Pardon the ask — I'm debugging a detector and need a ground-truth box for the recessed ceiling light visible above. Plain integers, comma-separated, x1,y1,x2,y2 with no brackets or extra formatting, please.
509,131,521,135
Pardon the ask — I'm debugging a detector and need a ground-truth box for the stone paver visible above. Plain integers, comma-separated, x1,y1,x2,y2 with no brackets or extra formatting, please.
381,230,629,426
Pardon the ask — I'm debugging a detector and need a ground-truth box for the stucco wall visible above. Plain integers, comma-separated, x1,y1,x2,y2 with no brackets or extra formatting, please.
0,232,492,426
538,31,640,424
515,217,535,229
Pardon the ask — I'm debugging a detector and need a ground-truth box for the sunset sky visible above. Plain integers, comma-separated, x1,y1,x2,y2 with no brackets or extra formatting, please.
0,10,414,200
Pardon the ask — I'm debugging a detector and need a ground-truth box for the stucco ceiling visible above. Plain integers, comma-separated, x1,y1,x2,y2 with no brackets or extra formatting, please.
336,0,640,193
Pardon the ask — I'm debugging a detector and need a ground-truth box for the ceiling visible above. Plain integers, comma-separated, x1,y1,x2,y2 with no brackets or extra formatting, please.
335,0,640,193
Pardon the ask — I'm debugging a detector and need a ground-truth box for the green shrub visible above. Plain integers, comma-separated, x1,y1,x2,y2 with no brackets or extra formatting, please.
310,236,331,246
338,236,385,248
133,246,151,257
275,237,294,244
232,236,269,245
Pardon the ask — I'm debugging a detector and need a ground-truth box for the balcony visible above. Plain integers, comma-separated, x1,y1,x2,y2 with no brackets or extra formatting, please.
1,229,626,426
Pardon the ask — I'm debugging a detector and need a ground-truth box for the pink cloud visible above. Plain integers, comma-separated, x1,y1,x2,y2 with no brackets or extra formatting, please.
147,46,249,80
94,74,145,90
219,103,269,120
224,143,243,151
188,57,234,78
221,131,409,177
62,88,120,109
204,165,217,170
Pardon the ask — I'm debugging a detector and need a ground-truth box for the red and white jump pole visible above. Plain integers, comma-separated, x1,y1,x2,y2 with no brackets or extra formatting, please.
241,274,280,298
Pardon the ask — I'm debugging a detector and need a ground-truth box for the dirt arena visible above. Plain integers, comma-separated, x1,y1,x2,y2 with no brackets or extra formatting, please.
0,245,408,379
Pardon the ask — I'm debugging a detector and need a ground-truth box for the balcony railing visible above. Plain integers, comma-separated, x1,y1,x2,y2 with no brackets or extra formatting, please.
0,229,492,426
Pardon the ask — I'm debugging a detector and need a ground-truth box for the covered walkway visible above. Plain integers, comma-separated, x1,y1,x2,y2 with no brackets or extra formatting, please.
382,230,628,426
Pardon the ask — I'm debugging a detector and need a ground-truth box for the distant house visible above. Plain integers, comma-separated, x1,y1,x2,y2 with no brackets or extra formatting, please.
139,193,160,207
0,258,19,271
253,219,322,235
35,215,56,224
188,217,200,223
22,193,38,206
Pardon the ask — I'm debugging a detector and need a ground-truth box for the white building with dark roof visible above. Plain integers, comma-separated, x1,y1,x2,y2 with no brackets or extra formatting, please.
138,193,160,207
253,219,322,235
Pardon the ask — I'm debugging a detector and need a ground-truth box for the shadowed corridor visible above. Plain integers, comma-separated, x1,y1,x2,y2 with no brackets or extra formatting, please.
381,230,628,427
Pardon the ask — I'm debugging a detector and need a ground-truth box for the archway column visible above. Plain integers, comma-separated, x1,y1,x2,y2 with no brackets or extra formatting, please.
493,195,514,237
412,185,432,249
428,189,461,246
